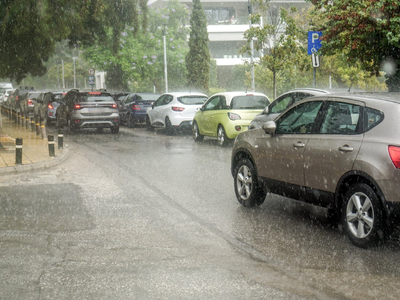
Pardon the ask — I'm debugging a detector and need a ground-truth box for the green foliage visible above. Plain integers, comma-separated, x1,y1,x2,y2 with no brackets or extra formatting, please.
310,0,400,91
0,0,146,84
84,0,190,92
186,0,210,94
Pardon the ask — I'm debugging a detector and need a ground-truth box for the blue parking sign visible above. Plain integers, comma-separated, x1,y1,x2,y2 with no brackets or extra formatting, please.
308,31,322,55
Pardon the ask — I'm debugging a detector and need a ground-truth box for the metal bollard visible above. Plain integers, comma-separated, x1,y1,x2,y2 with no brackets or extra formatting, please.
48,135,55,157
17,112,21,125
15,138,23,164
25,116,29,129
58,128,64,149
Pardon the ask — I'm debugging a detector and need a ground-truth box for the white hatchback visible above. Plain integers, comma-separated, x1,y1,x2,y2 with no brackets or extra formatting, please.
146,92,208,134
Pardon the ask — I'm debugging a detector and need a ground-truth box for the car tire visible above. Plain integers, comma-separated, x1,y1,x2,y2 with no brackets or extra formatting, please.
192,121,204,142
127,114,135,128
342,183,384,248
234,158,266,207
111,126,119,134
165,117,175,135
217,125,229,147
146,115,153,131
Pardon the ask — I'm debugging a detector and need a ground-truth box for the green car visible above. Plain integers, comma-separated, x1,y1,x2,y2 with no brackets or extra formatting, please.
192,92,270,146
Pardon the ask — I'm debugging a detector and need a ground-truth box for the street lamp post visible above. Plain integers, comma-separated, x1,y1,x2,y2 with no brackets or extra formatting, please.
163,27,168,93
248,0,255,92
73,57,77,88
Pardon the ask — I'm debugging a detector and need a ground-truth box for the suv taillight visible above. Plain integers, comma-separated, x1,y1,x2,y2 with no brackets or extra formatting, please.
388,146,400,168
74,104,82,110
111,103,117,109
132,104,140,110
48,102,54,109
27,99,33,104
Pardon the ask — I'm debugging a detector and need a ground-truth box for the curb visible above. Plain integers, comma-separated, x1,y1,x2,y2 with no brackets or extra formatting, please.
0,148,70,175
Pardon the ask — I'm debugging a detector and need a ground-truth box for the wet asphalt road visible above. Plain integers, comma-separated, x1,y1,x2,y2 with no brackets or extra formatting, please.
1,126,400,299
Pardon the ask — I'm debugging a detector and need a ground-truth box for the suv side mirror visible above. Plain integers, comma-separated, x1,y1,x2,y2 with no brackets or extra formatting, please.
262,121,276,136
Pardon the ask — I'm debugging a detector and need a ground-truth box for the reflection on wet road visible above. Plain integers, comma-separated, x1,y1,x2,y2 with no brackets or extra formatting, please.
0,126,399,299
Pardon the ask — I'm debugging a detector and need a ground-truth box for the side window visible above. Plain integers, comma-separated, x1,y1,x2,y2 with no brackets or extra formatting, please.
154,95,165,107
320,102,361,134
204,96,220,111
276,101,323,134
123,94,132,105
163,95,173,105
365,107,384,132
294,93,313,103
269,95,293,114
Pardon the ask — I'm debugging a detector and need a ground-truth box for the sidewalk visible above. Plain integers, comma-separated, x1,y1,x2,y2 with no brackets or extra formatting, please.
0,110,69,174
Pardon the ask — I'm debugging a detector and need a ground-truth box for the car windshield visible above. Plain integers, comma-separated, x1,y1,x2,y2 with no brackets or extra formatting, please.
28,92,41,98
230,96,269,109
139,94,160,101
53,94,65,101
77,94,113,102
178,96,207,105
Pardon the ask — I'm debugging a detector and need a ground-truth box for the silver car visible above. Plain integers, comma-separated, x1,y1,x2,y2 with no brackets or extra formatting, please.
249,88,331,130
232,92,400,248
56,89,120,133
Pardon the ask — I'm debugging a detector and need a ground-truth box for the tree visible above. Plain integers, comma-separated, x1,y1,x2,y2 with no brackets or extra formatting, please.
242,6,310,98
0,0,147,83
309,0,400,91
185,0,210,94
84,0,190,92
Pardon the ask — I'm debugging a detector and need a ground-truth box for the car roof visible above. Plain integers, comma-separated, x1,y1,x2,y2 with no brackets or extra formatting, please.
162,92,208,97
209,91,270,105
283,88,331,95
324,92,400,105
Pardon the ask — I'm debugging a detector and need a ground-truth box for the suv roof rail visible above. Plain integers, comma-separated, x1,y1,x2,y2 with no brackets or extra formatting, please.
19,86,34,90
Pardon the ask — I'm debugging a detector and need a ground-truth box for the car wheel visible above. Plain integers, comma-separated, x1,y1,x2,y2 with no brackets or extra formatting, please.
234,158,266,207
217,125,229,147
111,126,119,134
145,115,153,131
127,114,135,128
342,183,384,248
165,117,175,135
192,121,204,142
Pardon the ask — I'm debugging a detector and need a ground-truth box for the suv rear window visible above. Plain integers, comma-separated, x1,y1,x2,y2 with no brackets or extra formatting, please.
77,93,113,102
178,96,207,105
231,96,269,109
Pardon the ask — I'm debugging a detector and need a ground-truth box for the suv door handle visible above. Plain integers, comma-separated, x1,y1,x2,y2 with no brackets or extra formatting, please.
339,145,353,153
293,142,305,148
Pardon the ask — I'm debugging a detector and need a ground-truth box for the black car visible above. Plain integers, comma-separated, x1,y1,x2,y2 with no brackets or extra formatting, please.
119,93,160,127
11,86,35,110
34,91,67,125
20,91,42,117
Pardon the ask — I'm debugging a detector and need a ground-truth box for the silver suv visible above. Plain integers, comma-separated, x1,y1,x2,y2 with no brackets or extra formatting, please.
231,92,400,248
56,89,120,133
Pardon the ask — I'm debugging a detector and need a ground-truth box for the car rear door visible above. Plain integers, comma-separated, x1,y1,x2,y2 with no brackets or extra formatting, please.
304,99,364,193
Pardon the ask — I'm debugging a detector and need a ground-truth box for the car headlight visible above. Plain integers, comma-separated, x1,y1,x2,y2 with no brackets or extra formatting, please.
228,112,241,120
